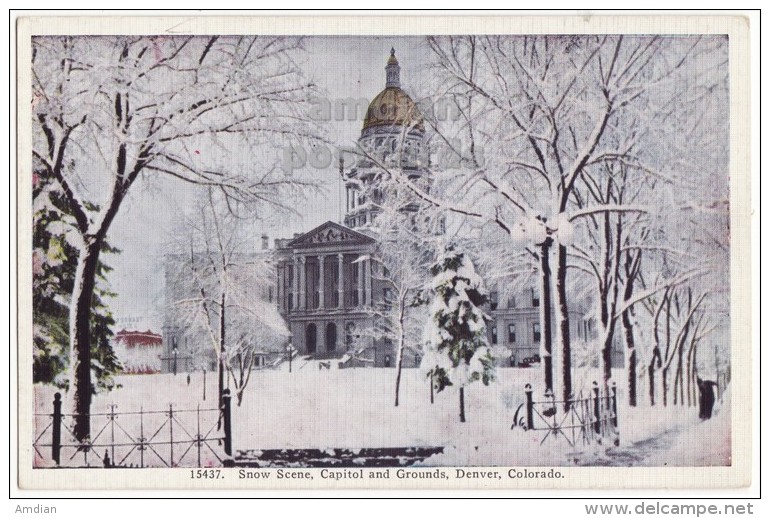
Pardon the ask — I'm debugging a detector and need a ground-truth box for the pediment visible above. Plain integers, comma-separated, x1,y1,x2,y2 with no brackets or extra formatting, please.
287,221,375,248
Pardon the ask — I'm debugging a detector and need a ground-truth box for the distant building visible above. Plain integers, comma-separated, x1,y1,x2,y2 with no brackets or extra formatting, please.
486,286,600,368
113,329,163,374
161,245,280,374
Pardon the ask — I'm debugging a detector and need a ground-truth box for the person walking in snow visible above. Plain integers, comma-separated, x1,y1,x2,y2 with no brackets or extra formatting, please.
698,377,717,420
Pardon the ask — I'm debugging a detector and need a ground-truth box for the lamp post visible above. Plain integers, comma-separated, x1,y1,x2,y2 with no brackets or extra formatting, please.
172,336,178,376
202,368,207,401
286,340,294,373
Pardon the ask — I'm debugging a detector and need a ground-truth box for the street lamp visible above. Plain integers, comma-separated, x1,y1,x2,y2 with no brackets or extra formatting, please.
172,336,178,376
285,339,294,373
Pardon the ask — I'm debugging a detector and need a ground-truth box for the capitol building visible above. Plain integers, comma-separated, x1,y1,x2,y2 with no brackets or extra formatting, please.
272,50,598,369
163,49,614,373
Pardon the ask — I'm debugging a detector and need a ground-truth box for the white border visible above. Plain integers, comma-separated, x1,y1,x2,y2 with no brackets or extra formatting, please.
9,10,759,499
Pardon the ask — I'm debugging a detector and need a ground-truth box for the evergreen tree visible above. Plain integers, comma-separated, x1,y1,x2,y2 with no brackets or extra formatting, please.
422,244,494,422
33,169,122,391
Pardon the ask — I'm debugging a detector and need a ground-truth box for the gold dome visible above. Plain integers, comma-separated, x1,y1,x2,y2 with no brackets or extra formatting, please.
362,87,424,132
362,49,424,133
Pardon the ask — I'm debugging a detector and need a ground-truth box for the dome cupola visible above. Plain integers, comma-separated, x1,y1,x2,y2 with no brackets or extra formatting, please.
386,47,400,87
362,48,424,134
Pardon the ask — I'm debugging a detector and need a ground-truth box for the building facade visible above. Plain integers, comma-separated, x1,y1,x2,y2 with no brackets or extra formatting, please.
274,49,427,368
113,329,163,374
486,287,597,368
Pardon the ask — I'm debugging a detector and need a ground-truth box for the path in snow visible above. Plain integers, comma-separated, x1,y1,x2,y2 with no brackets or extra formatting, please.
570,400,730,467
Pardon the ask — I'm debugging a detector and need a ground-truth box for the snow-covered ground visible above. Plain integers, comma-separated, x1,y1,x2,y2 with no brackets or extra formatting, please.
32,362,730,468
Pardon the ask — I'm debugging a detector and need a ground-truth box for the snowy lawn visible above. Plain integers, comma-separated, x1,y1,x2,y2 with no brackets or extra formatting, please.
33,364,730,467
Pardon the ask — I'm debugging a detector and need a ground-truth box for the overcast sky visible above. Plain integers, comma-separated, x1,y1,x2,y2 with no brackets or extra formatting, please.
107,36,432,331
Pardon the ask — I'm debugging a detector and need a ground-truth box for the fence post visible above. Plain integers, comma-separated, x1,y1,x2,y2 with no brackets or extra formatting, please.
139,407,145,468
169,403,174,467
592,381,601,434
222,389,232,457
109,404,116,466
611,382,618,428
52,392,62,466
196,404,201,468
525,384,534,430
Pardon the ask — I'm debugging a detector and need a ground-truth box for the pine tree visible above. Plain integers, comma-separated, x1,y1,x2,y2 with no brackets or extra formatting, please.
422,244,494,422
33,169,122,391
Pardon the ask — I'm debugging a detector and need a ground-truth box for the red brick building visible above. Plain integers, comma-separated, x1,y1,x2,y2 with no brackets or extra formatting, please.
113,329,163,374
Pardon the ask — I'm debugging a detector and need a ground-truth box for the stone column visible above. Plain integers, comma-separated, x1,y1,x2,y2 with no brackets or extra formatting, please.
337,253,344,309
299,256,306,310
357,259,364,307
364,257,372,307
318,255,325,309
292,257,299,311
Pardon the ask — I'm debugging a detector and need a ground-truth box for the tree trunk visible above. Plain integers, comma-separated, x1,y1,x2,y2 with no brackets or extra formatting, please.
69,241,102,442
394,305,406,407
600,210,619,389
648,361,656,406
662,366,669,407
394,336,405,407
556,244,572,411
623,309,637,406
648,347,661,406
430,376,434,404
539,238,554,394
601,336,614,389
687,338,698,407
675,350,684,406
218,291,226,407
622,246,641,407
459,386,466,423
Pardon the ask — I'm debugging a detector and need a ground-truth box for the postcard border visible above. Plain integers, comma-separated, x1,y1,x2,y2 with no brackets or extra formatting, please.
13,12,755,492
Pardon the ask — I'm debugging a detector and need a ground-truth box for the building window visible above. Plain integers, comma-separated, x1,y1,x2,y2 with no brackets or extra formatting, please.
508,323,516,343
507,295,516,309
532,288,540,308
326,322,337,352
306,323,317,354
533,323,541,343
286,266,294,311
491,325,498,345
490,291,498,311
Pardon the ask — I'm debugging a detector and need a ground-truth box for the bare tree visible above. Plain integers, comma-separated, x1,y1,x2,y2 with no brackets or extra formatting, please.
32,36,322,439
642,284,715,407
367,182,441,407
167,190,289,407
383,35,725,411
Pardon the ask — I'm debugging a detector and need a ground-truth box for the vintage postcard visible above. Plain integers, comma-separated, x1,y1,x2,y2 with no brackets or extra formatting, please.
14,13,754,491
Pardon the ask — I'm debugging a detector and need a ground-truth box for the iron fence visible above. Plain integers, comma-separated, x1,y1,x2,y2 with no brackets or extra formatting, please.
512,381,619,448
33,389,232,468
